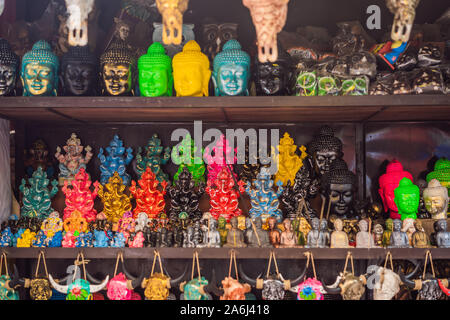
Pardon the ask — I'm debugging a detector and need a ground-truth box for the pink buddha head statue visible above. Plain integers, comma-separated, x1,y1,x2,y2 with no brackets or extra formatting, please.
378,160,413,219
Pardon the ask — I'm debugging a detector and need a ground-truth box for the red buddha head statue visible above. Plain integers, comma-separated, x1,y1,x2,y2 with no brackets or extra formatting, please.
378,160,413,219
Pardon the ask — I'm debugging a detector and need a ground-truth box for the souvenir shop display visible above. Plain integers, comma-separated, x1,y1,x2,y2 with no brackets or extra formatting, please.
0,39,19,96
135,133,171,182
98,135,134,186
61,45,97,96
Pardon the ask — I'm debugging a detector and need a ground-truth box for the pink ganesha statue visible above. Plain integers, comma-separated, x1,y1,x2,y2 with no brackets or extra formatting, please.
204,134,237,183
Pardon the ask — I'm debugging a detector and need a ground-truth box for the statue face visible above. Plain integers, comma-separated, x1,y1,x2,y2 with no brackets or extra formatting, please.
311,219,319,230
64,62,95,96
174,63,208,97
215,63,248,96
255,63,285,95
139,66,170,97
395,192,419,214
424,195,446,215
0,64,17,96
119,25,130,41
102,63,132,96
329,183,354,216
438,220,447,231
314,150,338,176
358,220,368,232
334,219,343,231
393,220,402,232
23,63,55,96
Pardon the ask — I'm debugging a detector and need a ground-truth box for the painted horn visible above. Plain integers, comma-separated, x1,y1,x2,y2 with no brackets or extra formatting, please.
404,259,422,279
289,261,309,288
320,276,342,294
238,263,257,287
86,270,102,285
398,270,416,289
168,264,189,288
131,264,146,290
89,275,110,293
7,265,25,289
48,274,69,294
204,268,222,297
438,279,450,296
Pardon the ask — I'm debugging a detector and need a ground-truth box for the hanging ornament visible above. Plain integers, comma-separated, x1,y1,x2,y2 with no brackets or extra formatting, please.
156,0,190,45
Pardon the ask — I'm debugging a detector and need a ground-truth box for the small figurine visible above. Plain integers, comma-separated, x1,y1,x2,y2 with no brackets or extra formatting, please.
212,39,250,96
130,167,168,219
401,218,416,245
379,160,414,220
20,40,59,96
204,134,237,183
55,133,93,185
423,179,448,220
48,231,63,247
41,211,63,239
0,39,19,96
98,135,134,186
388,219,411,248
411,220,430,248
267,217,281,247
138,42,173,97
382,218,394,247
306,218,323,248
129,231,145,248
97,172,132,223
279,219,298,248
0,227,13,247
135,212,149,233
93,229,110,247
201,22,238,61
355,219,375,248
307,126,344,177
330,218,350,248
100,40,137,96
199,218,221,248
172,40,211,97
155,0,189,46
426,158,450,197
223,216,247,248
19,167,59,220
246,167,284,223
63,210,89,235
436,219,450,248
246,217,272,248
24,139,55,179
394,177,419,220
296,217,312,246
61,45,97,96
373,224,384,247
243,0,289,63
172,133,206,186
118,211,136,237
217,217,228,245
274,132,308,187
32,230,47,247
16,229,36,247
135,133,171,182
111,232,126,248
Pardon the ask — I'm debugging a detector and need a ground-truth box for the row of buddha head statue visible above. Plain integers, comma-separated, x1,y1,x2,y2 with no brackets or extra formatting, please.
0,36,295,97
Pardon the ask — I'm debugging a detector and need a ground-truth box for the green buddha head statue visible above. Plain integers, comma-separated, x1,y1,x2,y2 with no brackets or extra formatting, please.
426,158,450,197
21,40,59,96
394,177,420,220
0,38,19,96
212,39,250,96
100,41,137,96
138,42,173,97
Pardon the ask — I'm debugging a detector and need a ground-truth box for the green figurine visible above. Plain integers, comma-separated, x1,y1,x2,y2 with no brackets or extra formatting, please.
426,158,450,197
138,42,173,97
136,133,171,183
20,40,59,96
172,133,206,186
394,177,420,220
19,167,59,219
218,216,228,246
212,39,250,96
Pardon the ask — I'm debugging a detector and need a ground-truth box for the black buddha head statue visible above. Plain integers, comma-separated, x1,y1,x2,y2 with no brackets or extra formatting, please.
61,45,97,96
253,45,294,96
321,159,356,218
307,126,344,177
0,38,19,96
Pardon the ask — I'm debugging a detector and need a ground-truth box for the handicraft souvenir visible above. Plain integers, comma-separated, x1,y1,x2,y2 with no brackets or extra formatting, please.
436,219,450,248
423,179,449,220
368,252,403,300
426,158,450,196
201,22,238,61
0,254,19,300
61,45,97,96
386,0,420,42
106,252,143,300
19,167,58,220
135,133,171,182
0,39,19,96
98,135,134,186
216,250,251,300
205,134,237,183
223,216,246,248
153,22,195,58
180,252,214,300
98,172,133,223
198,217,221,248
172,133,206,186
172,40,211,97
293,252,325,300
275,132,308,187
355,219,375,248
267,217,281,247
15,251,52,300
388,219,411,248
279,219,298,248
155,0,190,45
411,220,430,248
305,217,329,248
394,177,419,220
24,139,55,179
330,218,350,248
246,217,272,248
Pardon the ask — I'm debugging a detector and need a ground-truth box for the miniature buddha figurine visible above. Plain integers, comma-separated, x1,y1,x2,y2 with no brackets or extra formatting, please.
182,225,195,247
253,46,294,96
172,40,211,97
199,218,221,248
223,217,247,248
280,219,298,248
19,167,59,220
206,167,245,222
135,134,171,183
246,217,272,248
306,218,323,248
98,172,133,223
268,217,281,247
246,167,284,223
307,126,344,177
138,42,173,97
172,133,206,186
297,217,311,246
401,218,416,246
426,158,450,197
330,218,350,248
274,132,308,187
394,177,420,220
217,216,228,245
24,139,55,179
61,45,97,96
100,40,137,96
371,224,383,247
168,167,205,220
20,40,59,96
204,134,238,183
388,219,411,248
382,218,393,247
423,179,449,220
356,219,375,248
321,159,357,219
411,220,430,248
98,135,134,186
212,39,250,96
130,167,168,219
0,38,20,96
379,160,414,220
436,219,450,248
55,133,93,185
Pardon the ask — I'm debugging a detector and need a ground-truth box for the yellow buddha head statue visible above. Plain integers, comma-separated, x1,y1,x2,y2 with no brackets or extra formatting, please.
172,40,211,96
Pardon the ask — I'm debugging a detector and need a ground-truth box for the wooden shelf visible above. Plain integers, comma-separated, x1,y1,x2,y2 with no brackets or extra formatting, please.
0,95,449,124
2,247,449,260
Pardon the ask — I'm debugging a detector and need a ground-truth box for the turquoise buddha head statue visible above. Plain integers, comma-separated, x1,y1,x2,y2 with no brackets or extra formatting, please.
138,42,173,97
212,39,250,96
21,40,59,96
